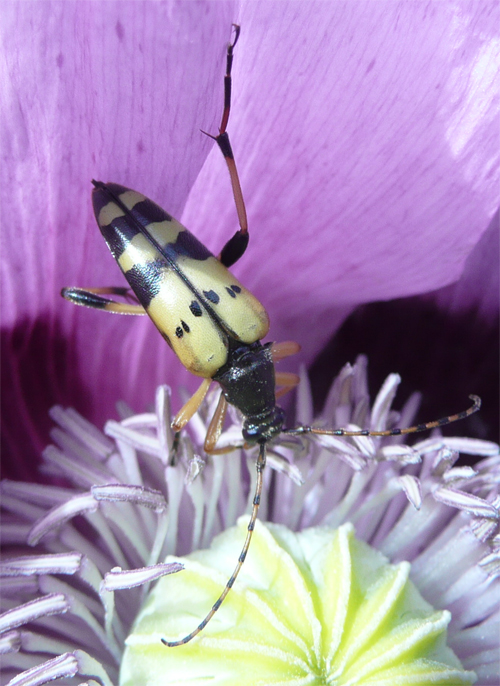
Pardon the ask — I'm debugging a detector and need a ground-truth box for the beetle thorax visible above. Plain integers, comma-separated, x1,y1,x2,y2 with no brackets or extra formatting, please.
213,341,285,444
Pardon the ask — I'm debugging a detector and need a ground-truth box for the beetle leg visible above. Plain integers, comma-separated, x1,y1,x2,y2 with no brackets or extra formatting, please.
61,286,146,314
202,25,248,268
204,392,228,453
203,391,248,454
271,341,301,362
206,443,247,455
214,139,248,268
275,372,300,399
171,378,212,432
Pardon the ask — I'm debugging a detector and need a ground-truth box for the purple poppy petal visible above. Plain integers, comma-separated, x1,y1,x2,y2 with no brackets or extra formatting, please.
2,1,498,479
2,2,236,476
184,1,499,360
432,209,499,322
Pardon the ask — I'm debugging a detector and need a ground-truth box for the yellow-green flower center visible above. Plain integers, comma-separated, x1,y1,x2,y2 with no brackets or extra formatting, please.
121,521,475,685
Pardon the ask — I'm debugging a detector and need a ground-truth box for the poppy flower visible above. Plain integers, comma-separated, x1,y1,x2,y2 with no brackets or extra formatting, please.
1,363,499,683
2,3,499,682
2,1,498,481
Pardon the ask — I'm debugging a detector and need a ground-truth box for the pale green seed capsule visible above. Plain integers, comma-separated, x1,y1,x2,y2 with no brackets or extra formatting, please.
121,520,475,686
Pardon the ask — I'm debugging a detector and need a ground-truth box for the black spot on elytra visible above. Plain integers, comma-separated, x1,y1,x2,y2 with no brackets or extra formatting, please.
181,320,190,333
190,301,203,317
231,284,241,293
175,326,183,338
204,290,220,304
226,287,236,298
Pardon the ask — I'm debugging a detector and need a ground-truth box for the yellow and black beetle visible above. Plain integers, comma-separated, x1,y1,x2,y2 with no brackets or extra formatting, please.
62,25,481,646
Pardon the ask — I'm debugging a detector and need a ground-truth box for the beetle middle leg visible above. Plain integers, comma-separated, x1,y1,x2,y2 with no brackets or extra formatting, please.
272,342,301,398
61,286,146,315
275,372,300,399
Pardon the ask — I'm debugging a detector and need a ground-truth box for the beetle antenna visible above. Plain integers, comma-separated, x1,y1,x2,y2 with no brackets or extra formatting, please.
285,395,481,439
162,442,266,647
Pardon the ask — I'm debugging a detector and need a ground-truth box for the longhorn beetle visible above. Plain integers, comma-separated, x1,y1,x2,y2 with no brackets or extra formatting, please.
62,25,481,646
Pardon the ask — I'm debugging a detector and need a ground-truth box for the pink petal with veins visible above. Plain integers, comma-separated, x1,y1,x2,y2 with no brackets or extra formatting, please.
2,1,498,478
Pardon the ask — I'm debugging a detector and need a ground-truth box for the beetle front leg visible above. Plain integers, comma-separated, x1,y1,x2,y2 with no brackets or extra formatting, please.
172,378,212,432
204,391,247,454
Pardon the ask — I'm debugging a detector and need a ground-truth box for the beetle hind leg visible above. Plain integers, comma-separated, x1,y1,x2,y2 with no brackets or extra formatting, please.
202,24,248,268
